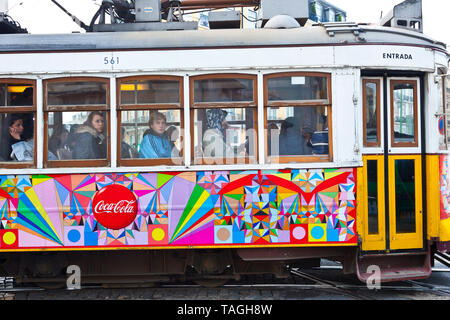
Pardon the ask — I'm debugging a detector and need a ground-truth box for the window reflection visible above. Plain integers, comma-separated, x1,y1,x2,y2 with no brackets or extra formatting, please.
267,106,329,157
392,82,415,144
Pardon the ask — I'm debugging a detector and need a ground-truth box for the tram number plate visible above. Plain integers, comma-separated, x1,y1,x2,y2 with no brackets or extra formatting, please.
104,57,120,65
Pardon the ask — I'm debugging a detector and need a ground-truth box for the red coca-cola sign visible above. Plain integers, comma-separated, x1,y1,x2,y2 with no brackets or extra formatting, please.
92,184,138,230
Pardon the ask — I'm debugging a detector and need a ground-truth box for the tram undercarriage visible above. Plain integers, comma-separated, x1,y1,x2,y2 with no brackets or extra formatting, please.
0,246,435,288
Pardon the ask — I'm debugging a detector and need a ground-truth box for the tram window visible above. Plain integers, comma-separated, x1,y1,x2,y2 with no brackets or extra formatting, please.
0,112,35,162
267,75,328,102
395,159,416,233
447,75,450,146
0,84,34,107
120,79,180,105
265,73,331,163
0,80,35,167
47,111,108,161
120,109,182,161
118,77,184,166
391,81,417,147
267,106,328,157
191,74,258,165
363,79,381,147
367,160,379,235
193,108,257,164
438,72,447,150
47,81,107,106
193,78,254,103
44,78,109,167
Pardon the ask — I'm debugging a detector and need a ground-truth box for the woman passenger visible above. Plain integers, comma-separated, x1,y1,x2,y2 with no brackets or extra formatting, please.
72,111,106,160
0,114,25,161
139,112,172,159
202,109,234,158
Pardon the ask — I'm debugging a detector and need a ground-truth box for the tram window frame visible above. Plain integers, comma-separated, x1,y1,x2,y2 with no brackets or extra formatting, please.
190,73,258,166
43,77,110,168
0,79,36,168
117,75,184,167
362,78,381,148
264,72,333,164
389,79,419,148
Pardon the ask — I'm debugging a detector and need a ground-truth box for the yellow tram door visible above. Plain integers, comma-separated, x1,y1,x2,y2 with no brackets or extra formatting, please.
360,77,423,252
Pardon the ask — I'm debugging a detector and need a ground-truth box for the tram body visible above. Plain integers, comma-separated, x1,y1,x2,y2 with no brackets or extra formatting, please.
0,23,449,285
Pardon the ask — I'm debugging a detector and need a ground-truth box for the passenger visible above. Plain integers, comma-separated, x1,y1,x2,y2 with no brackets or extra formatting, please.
0,114,25,161
67,124,80,151
278,117,306,156
165,125,180,157
202,109,235,158
72,112,106,160
139,112,172,159
9,89,34,140
48,125,69,157
120,127,138,159
311,115,329,155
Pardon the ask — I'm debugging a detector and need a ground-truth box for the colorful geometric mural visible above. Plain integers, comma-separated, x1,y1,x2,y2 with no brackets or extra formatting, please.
0,169,357,250
439,155,450,242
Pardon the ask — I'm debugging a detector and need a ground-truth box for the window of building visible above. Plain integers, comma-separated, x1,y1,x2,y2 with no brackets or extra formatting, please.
264,73,332,163
191,74,258,165
44,78,110,167
0,80,35,167
117,76,184,166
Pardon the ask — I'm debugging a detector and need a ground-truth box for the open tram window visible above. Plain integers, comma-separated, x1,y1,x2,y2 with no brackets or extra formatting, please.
264,73,332,163
363,79,381,147
44,78,110,167
117,76,184,166
0,80,35,167
191,74,258,165
390,80,418,148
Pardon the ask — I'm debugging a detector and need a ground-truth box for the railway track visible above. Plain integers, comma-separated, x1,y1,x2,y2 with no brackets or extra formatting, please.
2,257,450,300
2,267,450,300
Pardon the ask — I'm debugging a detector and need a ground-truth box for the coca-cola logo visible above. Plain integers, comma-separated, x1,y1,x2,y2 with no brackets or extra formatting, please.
92,184,138,230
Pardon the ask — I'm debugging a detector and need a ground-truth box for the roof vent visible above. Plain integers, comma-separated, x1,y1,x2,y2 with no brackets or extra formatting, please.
380,0,423,33
264,14,301,29
208,10,241,29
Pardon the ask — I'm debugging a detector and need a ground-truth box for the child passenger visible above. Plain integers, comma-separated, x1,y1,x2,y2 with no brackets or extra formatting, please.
139,112,172,159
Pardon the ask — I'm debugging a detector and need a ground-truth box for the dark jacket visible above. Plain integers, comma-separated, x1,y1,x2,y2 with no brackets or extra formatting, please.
0,134,23,161
72,125,106,160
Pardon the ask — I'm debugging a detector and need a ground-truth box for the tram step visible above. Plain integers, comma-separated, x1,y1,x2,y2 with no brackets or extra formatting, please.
356,251,431,283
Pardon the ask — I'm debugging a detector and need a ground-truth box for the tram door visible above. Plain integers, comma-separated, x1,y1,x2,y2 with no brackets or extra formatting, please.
360,77,423,251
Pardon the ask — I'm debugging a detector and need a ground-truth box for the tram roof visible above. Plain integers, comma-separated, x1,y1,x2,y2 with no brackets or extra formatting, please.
0,23,447,54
